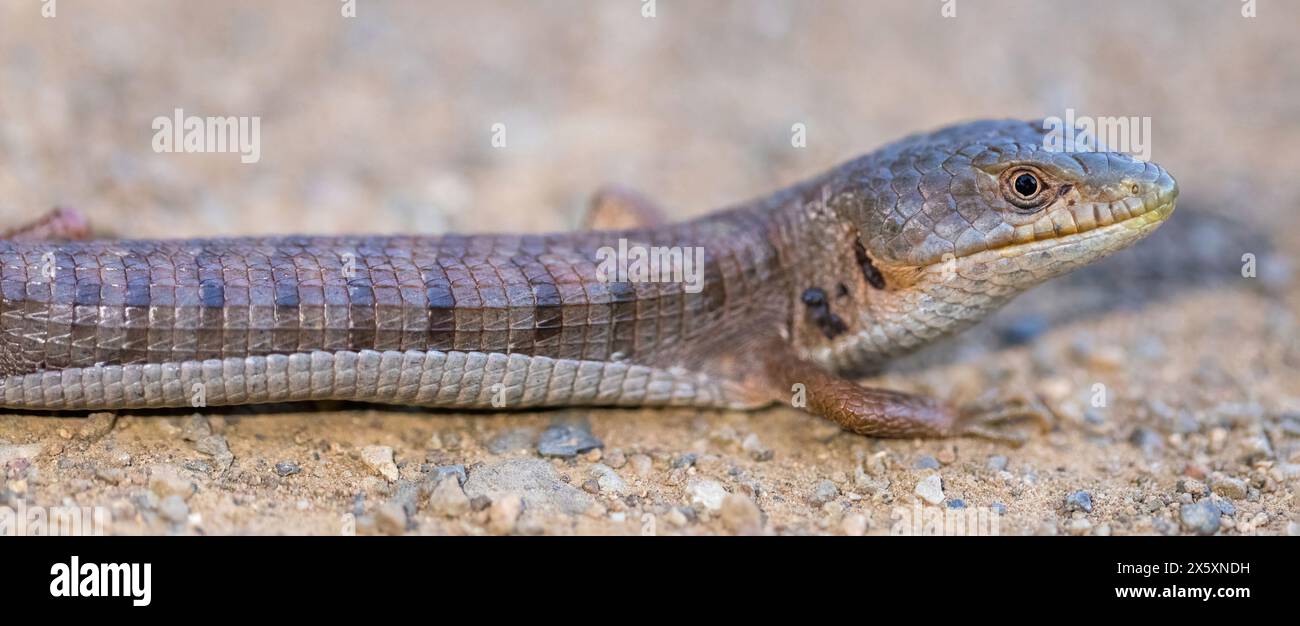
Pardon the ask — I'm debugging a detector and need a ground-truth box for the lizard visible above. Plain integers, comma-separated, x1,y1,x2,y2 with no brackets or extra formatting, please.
0,119,1177,442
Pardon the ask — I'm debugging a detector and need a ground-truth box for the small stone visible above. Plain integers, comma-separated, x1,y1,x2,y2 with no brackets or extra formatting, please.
990,502,1008,516
581,479,600,494
1087,346,1125,371
94,467,124,485
432,464,467,486
719,494,763,535
1177,478,1206,495
464,458,593,516
274,462,301,477
179,414,212,441
589,463,627,495
374,502,408,535
604,449,627,469
664,507,689,527
1213,498,1236,516
148,464,194,501
1064,490,1093,513
1066,518,1093,535
428,475,471,517
912,455,940,470
1183,463,1208,479
1209,475,1248,500
811,479,840,505
78,412,117,441
741,434,774,461
536,423,603,458
627,454,653,477
687,478,728,511
986,455,1008,471
1128,427,1164,457
935,447,957,465
158,495,189,524
360,445,399,482
1208,427,1229,453
486,429,535,455
195,434,234,472
914,474,944,505
841,514,868,537
947,499,966,509
470,496,491,512
488,494,523,533
999,314,1049,345
1179,500,1220,535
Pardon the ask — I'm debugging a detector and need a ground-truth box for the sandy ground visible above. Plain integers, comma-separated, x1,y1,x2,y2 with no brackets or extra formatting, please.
0,0,1297,535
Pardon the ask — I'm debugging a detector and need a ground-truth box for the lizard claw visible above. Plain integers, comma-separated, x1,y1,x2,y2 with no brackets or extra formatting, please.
953,393,1053,446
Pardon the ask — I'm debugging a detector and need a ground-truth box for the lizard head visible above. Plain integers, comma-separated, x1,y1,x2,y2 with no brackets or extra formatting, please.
814,119,1177,371
837,118,1177,289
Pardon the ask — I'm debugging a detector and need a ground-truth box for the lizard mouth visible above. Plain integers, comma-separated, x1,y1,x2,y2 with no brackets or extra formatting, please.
936,192,1177,283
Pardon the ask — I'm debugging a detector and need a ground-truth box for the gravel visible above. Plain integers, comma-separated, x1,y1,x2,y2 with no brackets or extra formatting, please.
914,474,944,505
687,478,728,511
360,446,399,482
1064,490,1093,513
1179,500,1221,535
536,423,603,458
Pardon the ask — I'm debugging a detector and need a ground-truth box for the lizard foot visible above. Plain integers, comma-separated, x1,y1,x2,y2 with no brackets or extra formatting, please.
953,393,1053,446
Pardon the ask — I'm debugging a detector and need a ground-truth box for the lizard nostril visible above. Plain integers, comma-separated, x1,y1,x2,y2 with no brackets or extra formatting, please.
1131,183,1140,195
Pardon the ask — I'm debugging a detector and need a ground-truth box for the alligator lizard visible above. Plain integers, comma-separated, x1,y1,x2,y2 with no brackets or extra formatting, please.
0,119,1177,440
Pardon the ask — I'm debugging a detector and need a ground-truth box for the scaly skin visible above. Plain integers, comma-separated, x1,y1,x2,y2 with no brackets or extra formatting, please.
0,120,1177,441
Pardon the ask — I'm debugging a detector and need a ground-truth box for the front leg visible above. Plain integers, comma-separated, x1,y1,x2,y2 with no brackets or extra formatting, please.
761,347,1048,443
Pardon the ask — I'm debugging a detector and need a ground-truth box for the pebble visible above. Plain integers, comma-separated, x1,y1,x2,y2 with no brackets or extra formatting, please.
428,475,471,517
193,434,234,473
78,412,117,441
719,494,763,535
1128,428,1164,457
1064,490,1093,513
488,494,523,533
811,479,840,505
627,454,654,477
1209,475,1248,499
741,434,774,461
158,495,190,524
1208,427,1229,453
998,314,1049,345
589,464,627,495
990,502,1008,516
274,462,301,477
432,464,467,486
94,467,124,485
604,449,627,469
463,458,593,516
1066,518,1093,535
914,474,944,505
687,478,728,511
1177,478,1206,495
912,455,940,470
536,423,603,458
947,499,966,509
986,455,1008,471
360,445,399,482
486,429,536,455
148,464,194,501
1179,500,1220,535
373,502,408,535
935,447,957,465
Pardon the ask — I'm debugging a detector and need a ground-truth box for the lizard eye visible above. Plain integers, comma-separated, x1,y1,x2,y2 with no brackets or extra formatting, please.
1002,167,1049,210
